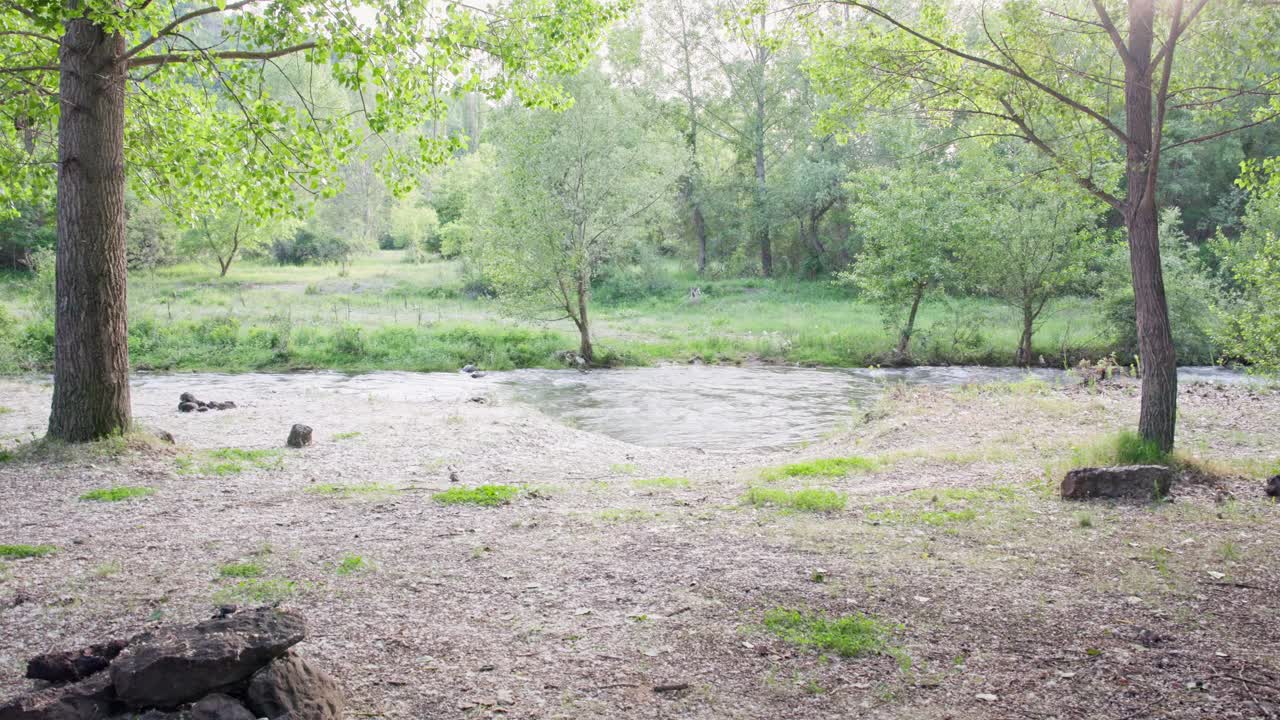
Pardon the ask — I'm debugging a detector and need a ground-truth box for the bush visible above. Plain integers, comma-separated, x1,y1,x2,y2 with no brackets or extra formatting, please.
271,227,352,266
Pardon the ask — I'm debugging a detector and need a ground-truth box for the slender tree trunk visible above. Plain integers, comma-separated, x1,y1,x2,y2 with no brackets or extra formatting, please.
575,275,593,364
1017,303,1035,366
754,129,771,277
896,284,925,357
1124,0,1178,452
48,14,132,442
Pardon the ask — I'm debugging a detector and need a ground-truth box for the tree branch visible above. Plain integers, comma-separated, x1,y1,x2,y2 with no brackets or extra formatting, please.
130,41,317,67
122,0,267,61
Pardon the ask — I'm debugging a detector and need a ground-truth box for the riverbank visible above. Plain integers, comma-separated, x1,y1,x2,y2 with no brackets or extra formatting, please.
0,253,1127,375
1,373,1277,718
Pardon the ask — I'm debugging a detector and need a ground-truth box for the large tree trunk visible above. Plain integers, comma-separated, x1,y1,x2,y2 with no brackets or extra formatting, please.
48,16,132,442
1124,0,1178,452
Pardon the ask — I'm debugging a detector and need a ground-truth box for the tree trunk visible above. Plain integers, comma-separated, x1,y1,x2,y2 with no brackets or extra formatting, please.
48,15,132,442
1017,304,1035,366
1124,0,1178,452
575,275,593,364
754,130,771,277
896,284,925,357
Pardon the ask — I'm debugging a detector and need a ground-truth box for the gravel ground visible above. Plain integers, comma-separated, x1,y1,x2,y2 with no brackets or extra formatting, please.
1,373,1278,719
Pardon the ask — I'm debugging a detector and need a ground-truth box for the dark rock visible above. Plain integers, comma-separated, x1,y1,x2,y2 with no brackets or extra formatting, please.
155,430,176,445
26,639,128,684
221,401,236,410
469,371,486,379
286,424,312,449
110,607,306,709
178,403,198,413
0,671,114,720
180,393,197,404
1061,465,1173,500
246,652,343,720
461,364,477,374
213,605,238,619
196,406,209,413
191,693,255,720
1266,475,1280,498
196,401,208,408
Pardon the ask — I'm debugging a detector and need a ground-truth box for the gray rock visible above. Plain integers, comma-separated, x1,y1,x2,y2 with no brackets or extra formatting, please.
180,393,198,404
246,652,343,720
178,402,198,413
155,430,176,445
461,364,476,374
1061,465,1173,500
0,671,113,720
286,424,312,449
191,693,255,720
1266,475,1280,498
110,607,306,709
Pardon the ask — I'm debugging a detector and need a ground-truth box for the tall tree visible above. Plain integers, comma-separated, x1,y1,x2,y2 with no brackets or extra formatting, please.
809,0,1280,451
0,0,622,441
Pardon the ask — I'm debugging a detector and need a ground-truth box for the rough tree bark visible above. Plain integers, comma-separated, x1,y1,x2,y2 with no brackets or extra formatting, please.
48,13,133,441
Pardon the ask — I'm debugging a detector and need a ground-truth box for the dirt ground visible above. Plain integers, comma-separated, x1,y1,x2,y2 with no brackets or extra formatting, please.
1,373,1278,719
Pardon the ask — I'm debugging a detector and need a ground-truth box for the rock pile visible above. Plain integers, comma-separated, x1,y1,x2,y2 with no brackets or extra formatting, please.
178,392,237,413
0,607,342,720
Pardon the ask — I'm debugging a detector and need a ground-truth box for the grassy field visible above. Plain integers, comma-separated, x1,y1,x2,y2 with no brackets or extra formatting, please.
0,251,1114,373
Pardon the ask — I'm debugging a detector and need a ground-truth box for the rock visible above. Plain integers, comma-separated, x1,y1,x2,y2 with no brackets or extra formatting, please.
246,652,343,720
286,425,312,449
110,607,306,709
469,371,486,379
461,364,477,374
26,639,129,684
221,401,236,410
196,401,208,408
1266,475,1280,498
1061,465,1173,500
180,393,198,404
155,430,176,445
178,402,198,413
191,693,255,720
196,406,209,413
0,672,114,720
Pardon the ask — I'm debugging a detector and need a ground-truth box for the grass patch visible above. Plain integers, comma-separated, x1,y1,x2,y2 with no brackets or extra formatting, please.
213,577,298,604
218,561,265,578
761,456,877,481
1071,430,1170,468
0,406,11,414
434,484,519,507
335,553,369,575
79,485,155,502
609,463,639,475
306,482,399,497
632,476,690,490
332,431,362,440
596,508,661,523
178,447,283,476
744,487,847,513
763,608,905,666
0,544,55,558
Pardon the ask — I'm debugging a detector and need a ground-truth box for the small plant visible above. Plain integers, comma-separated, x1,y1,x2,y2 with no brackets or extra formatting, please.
763,608,904,665
434,484,519,507
332,431,362,441
214,578,298,604
1071,431,1169,468
219,561,265,578
1076,512,1094,528
179,448,283,476
335,553,368,575
0,450,12,463
79,486,154,502
596,508,660,523
0,544,56,559
1217,541,1242,562
632,476,690,490
760,456,877,481
93,562,123,578
0,406,11,414
609,463,639,475
744,487,847,513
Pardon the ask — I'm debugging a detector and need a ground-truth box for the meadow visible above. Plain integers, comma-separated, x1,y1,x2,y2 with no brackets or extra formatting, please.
0,252,1113,374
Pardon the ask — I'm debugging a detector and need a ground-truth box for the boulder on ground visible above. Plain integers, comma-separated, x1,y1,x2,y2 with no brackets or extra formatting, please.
109,607,305,709
246,652,343,720
154,431,176,445
191,693,255,720
1266,475,1280,498
26,639,128,684
0,671,113,720
179,393,197,404
1061,465,1173,500
178,403,198,413
286,424,312,449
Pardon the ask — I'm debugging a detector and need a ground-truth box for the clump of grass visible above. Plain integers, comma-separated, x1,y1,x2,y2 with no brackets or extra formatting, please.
609,463,638,475
760,456,877,482
332,431,362,441
93,562,122,578
0,544,56,559
763,608,905,666
1076,512,1094,528
218,561,265,578
632,476,690,490
178,447,283,476
596,508,660,523
79,486,154,502
744,487,847,513
213,577,298,604
306,482,399,497
866,507,977,526
1071,430,1170,468
434,484,519,507
335,553,368,575
0,449,13,463
0,406,11,414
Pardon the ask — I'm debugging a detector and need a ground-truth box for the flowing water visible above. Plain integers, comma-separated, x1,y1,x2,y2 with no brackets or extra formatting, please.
126,364,1260,451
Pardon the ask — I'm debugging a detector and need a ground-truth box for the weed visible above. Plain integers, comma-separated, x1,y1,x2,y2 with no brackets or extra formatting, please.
179,447,283,476
213,578,298,604
79,486,154,502
744,487,847,513
0,544,55,558
219,562,265,578
1071,431,1169,468
434,484,518,507
93,562,122,578
632,476,690,490
596,508,660,522
332,431,362,440
609,463,639,475
762,608,905,666
306,482,399,497
760,456,877,481
1076,512,1094,528
335,553,368,575
0,406,10,414
1217,541,1242,562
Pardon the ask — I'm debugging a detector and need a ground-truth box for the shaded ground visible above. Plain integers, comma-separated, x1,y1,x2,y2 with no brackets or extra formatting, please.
1,373,1278,719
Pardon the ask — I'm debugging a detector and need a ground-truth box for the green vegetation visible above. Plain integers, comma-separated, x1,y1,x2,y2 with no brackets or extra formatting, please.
434,484,519,507
762,608,903,664
596,508,661,523
177,448,284,476
632,476,691,490
218,562,266,578
0,544,56,559
761,456,877,482
305,482,400,497
1071,431,1171,468
79,486,155,502
743,487,847,513
213,578,298,604
332,431,362,441
335,553,369,575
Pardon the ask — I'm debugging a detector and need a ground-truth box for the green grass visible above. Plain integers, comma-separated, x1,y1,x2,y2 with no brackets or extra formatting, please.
79,485,155,502
213,577,298,604
0,544,55,558
743,487,847,513
434,484,519,507
632,476,690,490
761,456,878,481
335,553,369,575
218,561,265,578
1071,431,1171,467
305,482,399,497
332,431,362,440
596,508,661,522
762,608,904,665
0,406,11,414
178,447,283,476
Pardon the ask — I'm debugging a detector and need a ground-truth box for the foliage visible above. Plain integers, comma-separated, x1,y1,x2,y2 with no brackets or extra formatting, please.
1071,431,1171,468
0,544,56,558
762,608,902,662
743,486,847,512
760,456,877,481
434,484,520,507
1215,187,1280,374
79,486,155,502
218,562,266,578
